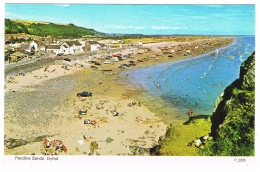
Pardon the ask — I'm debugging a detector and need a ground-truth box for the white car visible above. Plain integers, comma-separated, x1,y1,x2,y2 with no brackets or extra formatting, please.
104,60,111,64
112,57,119,62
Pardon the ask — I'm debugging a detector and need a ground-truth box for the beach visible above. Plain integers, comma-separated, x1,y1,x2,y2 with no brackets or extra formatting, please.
4,36,234,155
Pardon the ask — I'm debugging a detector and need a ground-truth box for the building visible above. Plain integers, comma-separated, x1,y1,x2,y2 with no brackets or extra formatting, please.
86,41,102,51
46,44,63,54
63,41,84,54
30,41,38,51
46,40,83,55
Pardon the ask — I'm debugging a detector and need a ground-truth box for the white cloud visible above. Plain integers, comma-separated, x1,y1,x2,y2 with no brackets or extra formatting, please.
149,16,173,23
56,4,70,8
151,26,188,30
149,15,211,23
190,28,210,31
196,5,224,8
106,25,145,30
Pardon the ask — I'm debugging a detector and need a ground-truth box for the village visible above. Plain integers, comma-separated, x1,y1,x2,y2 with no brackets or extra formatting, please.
4,33,232,74
4,33,143,64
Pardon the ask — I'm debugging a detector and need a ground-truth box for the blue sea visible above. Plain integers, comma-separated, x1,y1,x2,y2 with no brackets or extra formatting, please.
120,36,255,117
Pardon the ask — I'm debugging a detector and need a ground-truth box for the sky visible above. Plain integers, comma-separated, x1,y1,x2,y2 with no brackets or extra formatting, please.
5,4,255,35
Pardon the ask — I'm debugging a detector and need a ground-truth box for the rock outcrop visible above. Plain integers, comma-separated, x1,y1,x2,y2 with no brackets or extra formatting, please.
209,51,255,156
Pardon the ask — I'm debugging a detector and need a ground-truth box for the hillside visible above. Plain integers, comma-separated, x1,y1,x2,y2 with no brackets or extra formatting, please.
206,51,255,156
5,19,101,38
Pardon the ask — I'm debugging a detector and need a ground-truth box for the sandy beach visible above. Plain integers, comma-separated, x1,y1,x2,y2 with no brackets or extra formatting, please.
4,36,233,155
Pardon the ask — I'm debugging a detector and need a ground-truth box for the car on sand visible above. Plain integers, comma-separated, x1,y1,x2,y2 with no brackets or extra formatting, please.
77,91,93,97
104,60,111,64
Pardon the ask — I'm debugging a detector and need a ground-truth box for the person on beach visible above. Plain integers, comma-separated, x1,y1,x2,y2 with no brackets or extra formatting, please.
83,135,87,139
188,109,194,116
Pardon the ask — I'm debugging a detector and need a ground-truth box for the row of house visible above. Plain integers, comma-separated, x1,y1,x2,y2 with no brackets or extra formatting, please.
5,38,143,58
46,41,84,55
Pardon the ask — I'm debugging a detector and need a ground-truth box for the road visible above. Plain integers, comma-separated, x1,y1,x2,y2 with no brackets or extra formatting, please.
4,47,131,76
5,58,37,70
4,54,50,70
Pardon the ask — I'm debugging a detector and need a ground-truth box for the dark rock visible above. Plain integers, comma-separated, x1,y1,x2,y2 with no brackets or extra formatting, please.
4,138,28,149
129,145,149,156
150,145,161,156
144,130,150,135
106,137,113,143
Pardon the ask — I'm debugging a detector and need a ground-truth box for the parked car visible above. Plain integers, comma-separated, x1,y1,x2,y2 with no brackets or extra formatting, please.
122,55,128,60
63,58,71,62
129,63,136,66
104,60,111,64
93,61,101,65
122,64,130,67
118,65,126,69
112,57,119,62
57,53,64,56
77,91,92,97
79,109,87,115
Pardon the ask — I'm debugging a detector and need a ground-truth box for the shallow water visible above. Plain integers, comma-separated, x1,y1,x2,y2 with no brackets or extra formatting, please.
120,36,255,117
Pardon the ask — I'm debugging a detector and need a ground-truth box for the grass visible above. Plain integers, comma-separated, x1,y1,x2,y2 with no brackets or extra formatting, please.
159,117,211,156
12,19,51,25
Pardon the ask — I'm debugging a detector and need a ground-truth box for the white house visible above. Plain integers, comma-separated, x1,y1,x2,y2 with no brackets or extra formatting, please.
20,41,39,53
30,41,38,51
79,41,86,48
88,41,101,51
63,41,84,54
46,44,63,54
38,42,46,52
46,41,83,55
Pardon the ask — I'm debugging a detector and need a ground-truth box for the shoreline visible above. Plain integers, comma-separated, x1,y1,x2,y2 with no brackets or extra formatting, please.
4,36,235,155
116,38,237,124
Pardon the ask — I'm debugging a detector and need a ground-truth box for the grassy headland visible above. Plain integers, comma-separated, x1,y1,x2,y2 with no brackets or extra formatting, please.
5,19,101,38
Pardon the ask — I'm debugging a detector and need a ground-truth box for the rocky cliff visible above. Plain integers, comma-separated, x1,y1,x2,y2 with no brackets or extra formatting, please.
209,51,255,156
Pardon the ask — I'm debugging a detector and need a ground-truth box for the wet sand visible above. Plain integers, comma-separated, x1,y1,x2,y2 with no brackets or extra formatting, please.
4,36,233,155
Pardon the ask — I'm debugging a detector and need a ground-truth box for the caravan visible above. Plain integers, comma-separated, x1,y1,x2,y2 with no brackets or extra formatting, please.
112,57,119,62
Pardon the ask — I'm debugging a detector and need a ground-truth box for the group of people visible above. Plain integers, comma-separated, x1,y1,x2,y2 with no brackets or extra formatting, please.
127,101,141,107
